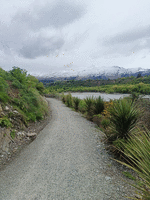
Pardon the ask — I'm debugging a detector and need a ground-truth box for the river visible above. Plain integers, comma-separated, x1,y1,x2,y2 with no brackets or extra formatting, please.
64,92,130,101
64,92,150,101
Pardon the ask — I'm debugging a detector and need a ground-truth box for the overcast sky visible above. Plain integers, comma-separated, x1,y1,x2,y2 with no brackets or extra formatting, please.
1,0,150,76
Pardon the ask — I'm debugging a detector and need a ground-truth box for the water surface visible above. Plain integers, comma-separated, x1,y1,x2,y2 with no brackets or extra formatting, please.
65,92,130,101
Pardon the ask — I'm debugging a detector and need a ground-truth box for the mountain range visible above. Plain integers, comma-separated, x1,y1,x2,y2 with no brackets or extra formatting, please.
37,66,150,82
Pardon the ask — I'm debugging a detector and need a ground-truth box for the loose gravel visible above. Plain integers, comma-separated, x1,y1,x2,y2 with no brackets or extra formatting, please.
0,98,135,200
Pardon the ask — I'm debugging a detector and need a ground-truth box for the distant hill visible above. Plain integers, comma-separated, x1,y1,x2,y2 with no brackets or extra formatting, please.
37,66,150,84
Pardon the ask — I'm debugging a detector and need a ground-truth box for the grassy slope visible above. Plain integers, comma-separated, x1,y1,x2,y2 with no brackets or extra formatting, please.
0,67,48,128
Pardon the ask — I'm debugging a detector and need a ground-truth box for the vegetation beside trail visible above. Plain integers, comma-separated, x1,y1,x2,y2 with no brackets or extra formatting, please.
44,75,150,94
0,67,48,129
58,92,150,199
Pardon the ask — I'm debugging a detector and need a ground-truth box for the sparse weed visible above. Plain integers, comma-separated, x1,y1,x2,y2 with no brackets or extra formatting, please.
10,130,16,139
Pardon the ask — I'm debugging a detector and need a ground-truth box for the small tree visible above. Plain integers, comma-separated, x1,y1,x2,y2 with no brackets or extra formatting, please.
10,67,27,84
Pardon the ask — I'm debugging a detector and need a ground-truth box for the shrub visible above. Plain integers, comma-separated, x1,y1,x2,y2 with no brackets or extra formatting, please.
92,114,102,127
61,93,66,103
36,82,45,94
27,113,36,122
12,80,22,89
0,92,10,103
73,97,80,111
78,100,86,113
0,117,12,128
10,67,27,84
108,99,139,140
101,118,110,129
118,129,150,199
93,96,104,114
84,96,94,114
65,93,73,107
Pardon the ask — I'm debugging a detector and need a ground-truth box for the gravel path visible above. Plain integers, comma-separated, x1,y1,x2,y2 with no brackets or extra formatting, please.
0,98,135,200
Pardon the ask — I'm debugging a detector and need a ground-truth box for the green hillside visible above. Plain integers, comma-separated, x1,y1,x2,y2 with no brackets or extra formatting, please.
0,67,48,128
44,75,150,94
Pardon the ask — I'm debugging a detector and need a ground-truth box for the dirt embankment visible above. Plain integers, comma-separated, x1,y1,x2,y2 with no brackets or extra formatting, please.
0,97,51,170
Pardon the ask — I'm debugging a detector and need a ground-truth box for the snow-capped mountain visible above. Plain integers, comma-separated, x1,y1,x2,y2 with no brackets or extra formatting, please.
37,66,150,81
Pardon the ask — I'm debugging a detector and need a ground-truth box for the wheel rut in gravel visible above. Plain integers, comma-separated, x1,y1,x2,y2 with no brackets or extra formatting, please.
0,98,134,200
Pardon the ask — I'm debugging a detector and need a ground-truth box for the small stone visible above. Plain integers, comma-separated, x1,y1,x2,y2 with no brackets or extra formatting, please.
13,110,18,114
26,132,37,137
17,132,25,137
105,176,111,181
5,106,9,111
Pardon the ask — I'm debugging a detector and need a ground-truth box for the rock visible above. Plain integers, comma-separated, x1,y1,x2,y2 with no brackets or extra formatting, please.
1,128,11,153
16,131,25,137
26,132,37,139
0,105,4,117
13,110,18,114
105,176,111,181
5,106,9,111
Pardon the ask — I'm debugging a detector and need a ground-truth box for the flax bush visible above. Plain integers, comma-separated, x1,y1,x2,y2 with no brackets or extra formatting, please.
118,129,150,199
93,96,104,115
65,93,73,107
84,96,94,119
73,97,80,111
108,99,140,140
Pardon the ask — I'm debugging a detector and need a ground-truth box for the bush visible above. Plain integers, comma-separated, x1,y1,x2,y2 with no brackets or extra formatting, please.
85,96,94,113
0,117,12,128
78,100,86,113
65,93,73,107
108,99,139,140
12,80,23,89
61,93,66,103
93,96,104,114
118,129,150,199
73,97,80,111
10,67,27,84
101,118,110,129
0,92,10,103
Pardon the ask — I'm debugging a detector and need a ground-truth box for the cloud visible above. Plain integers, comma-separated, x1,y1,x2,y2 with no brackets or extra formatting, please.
13,0,86,30
18,35,64,59
104,25,150,45
102,25,150,56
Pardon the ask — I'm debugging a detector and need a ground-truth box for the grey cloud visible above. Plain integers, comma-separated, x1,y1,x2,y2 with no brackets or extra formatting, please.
102,25,150,56
18,36,64,59
13,1,85,30
104,25,150,45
